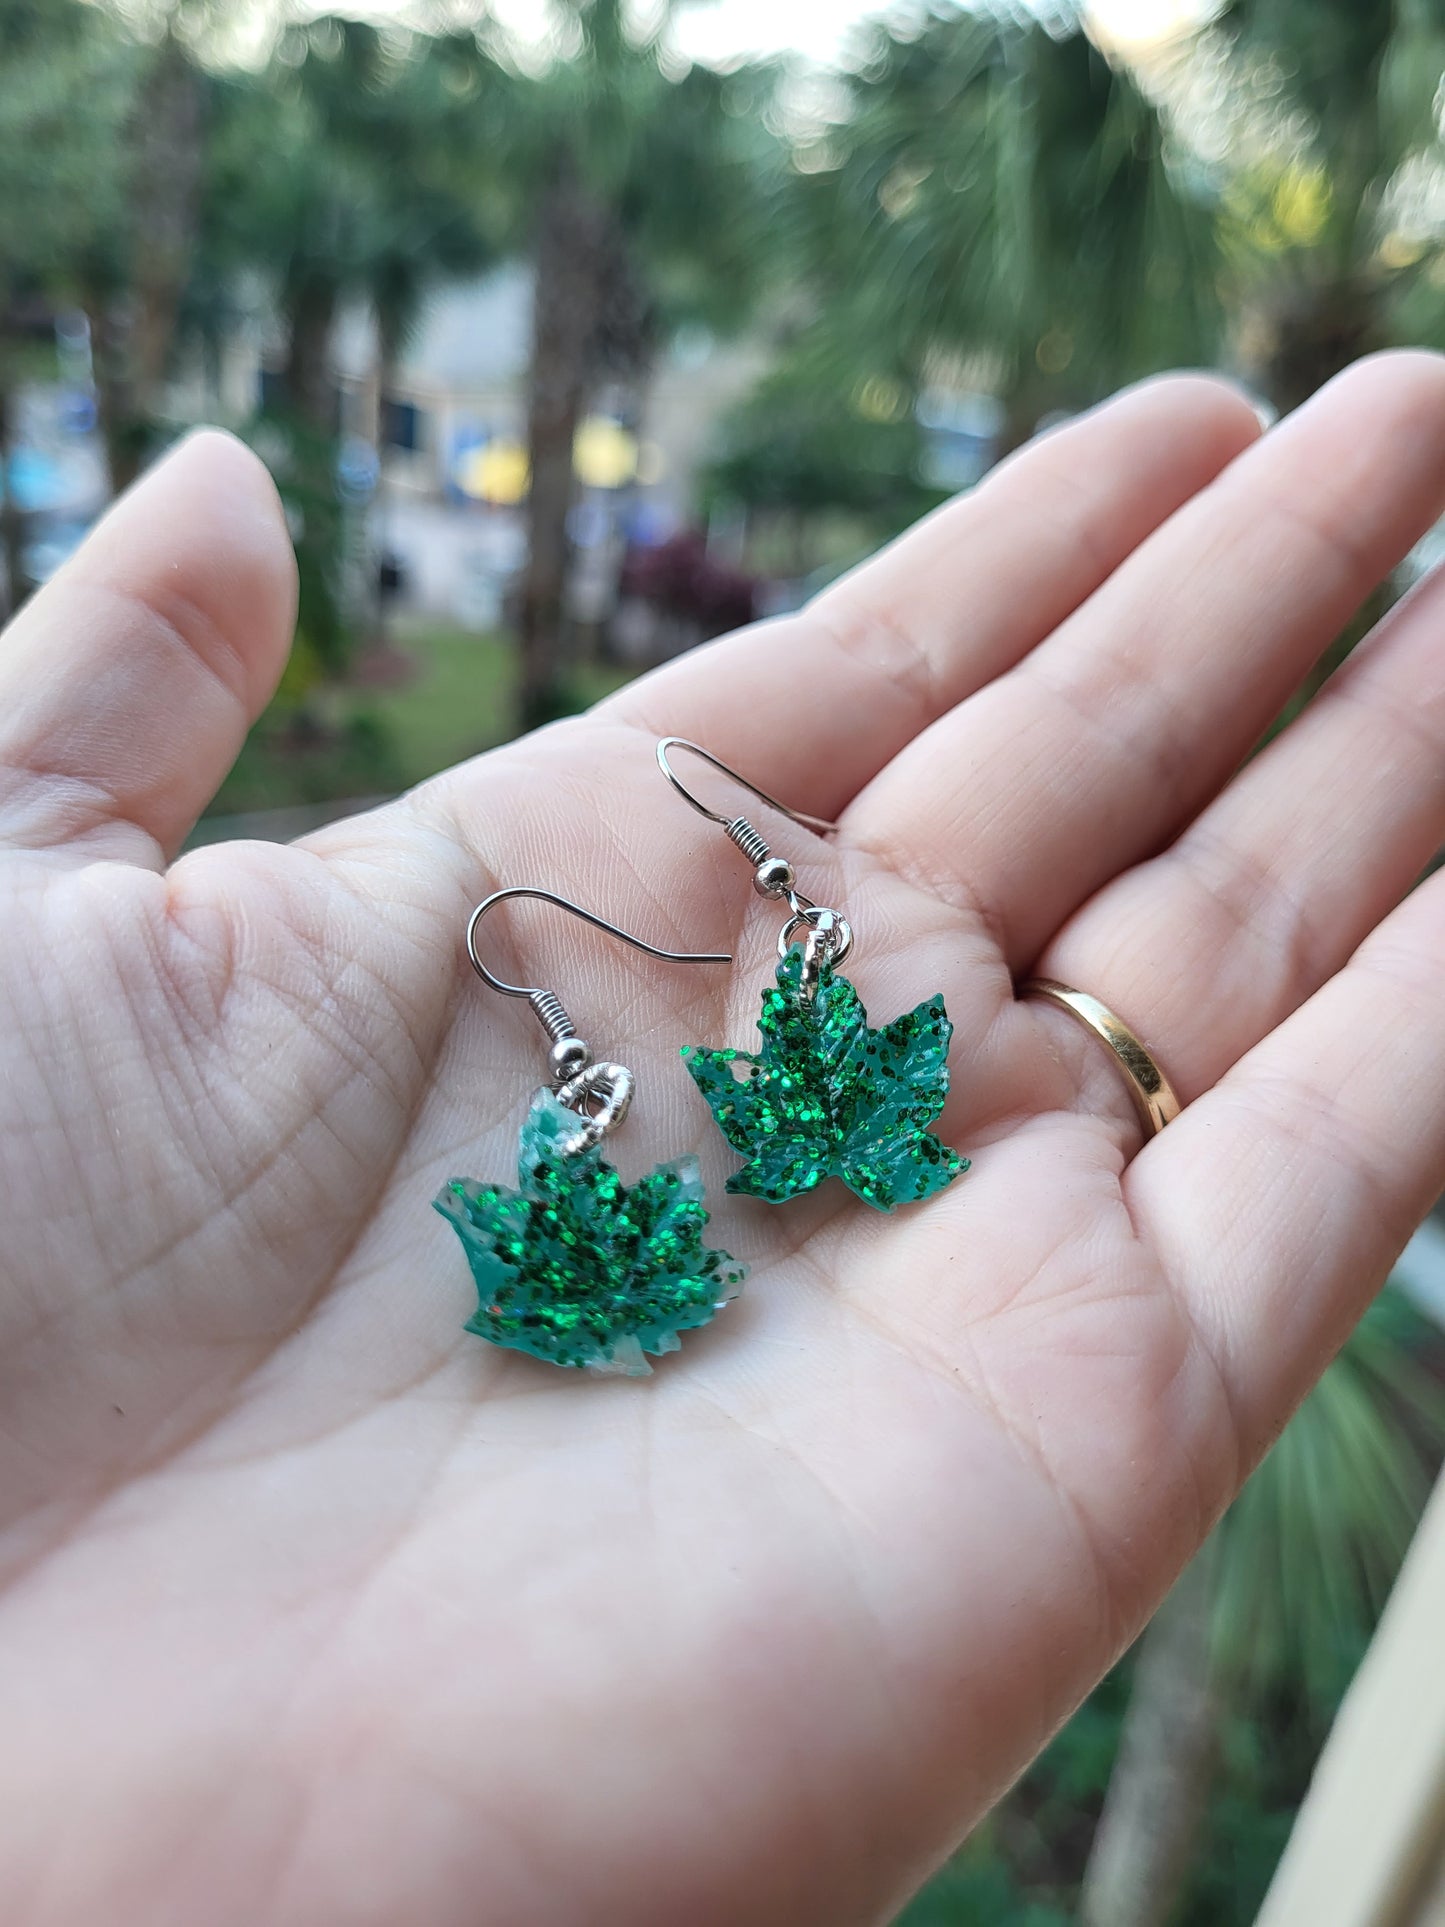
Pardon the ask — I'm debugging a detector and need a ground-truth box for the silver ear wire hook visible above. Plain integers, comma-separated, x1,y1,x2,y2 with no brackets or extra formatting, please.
465,886,730,1151
655,737,854,981
655,737,836,838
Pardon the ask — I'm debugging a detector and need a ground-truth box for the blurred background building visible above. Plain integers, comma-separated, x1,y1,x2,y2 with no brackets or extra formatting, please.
3,1,1445,1919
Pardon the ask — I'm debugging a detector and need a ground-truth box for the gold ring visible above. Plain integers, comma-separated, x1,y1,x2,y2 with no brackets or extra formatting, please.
1021,979,1181,1139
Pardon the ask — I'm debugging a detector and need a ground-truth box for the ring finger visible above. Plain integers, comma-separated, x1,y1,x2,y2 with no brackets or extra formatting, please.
1022,535,1445,1138
848,351,1445,971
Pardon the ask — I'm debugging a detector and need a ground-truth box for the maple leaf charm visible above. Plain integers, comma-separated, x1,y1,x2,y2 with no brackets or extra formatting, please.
435,1089,745,1376
683,946,968,1212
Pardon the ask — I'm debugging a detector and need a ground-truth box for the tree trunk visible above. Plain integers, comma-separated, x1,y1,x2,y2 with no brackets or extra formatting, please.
125,30,204,478
372,318,402,645
588,280,655,671
517,167,608,734
87,292,136,497
283,279,340,435
92,30,206,494
1251,278,1383,419
1079,1542,1220,1927
277,280,347,677
0,372,26,621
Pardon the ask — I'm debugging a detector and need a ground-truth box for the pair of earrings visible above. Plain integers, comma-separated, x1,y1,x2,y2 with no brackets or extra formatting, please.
434,739,968,1377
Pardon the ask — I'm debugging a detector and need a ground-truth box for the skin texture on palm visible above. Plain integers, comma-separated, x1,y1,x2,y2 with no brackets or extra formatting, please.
2,361,1445,1924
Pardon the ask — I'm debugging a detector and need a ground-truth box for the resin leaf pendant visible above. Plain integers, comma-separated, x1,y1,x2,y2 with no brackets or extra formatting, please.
683,945,968,1212
435,1089,745,1377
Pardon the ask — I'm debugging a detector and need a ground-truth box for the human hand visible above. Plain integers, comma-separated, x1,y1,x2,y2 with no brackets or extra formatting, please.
3,358,1445,1925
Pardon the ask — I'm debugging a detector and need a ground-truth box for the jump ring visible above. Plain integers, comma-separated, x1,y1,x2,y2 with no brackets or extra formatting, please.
777,905,855,969
554,1060,634,1152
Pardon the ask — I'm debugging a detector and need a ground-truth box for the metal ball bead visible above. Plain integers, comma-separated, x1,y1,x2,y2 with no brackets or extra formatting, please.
550,1037,591,1082
753,856,795,898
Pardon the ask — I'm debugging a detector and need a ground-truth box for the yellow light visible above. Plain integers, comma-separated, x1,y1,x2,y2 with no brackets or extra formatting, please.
460,441,530,506
1271,164,1330,246
574,417,639,490
853,375,908,423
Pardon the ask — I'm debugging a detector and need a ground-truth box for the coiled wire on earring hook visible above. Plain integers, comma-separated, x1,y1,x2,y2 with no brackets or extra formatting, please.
724,817,771,868
527,988,578,1050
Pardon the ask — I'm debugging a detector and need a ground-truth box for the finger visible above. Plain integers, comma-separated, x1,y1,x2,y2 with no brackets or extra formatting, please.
0,431,297,866
1125,870,1445,1456
599,375,1260,818
1034,553,1445,1104
853,351,1445,962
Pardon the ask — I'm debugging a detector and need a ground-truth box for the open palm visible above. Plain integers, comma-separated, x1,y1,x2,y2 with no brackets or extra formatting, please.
4,359,1445,1926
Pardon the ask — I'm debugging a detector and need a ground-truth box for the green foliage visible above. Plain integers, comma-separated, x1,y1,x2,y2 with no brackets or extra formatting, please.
199,21,496,380
1219,0,1444,217
0,1,137,309
898,1856,1072,1927
241,410,350,679
800,5,1219,424
429,0,783,347
1171,1729,1300,1927
1213,0,1445,400
206,707,406,824
206,622,629,825
685,946,966,1210
706,336,937,525
1210,1287,1444,1709
186,19,500,671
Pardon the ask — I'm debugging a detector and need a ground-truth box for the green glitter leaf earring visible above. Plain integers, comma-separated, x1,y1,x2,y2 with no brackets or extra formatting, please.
434,886,745,1378
657,739,969,1213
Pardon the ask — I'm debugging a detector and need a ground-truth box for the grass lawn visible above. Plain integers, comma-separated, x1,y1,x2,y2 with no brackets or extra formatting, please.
206,619,634,823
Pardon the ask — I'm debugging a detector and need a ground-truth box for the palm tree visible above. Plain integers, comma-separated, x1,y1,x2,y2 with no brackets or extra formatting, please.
1078,1289,1444,1927
804,3,1219,450
1209,0,1445,411
704,326,938,575
204,24,473,436
434,0,782,728
195,19,495,670
87,9,211,493
276,18,499,427
198,59,383,669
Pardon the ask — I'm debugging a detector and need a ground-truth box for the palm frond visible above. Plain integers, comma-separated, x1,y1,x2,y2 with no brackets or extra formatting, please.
1210,1287,1444,1710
